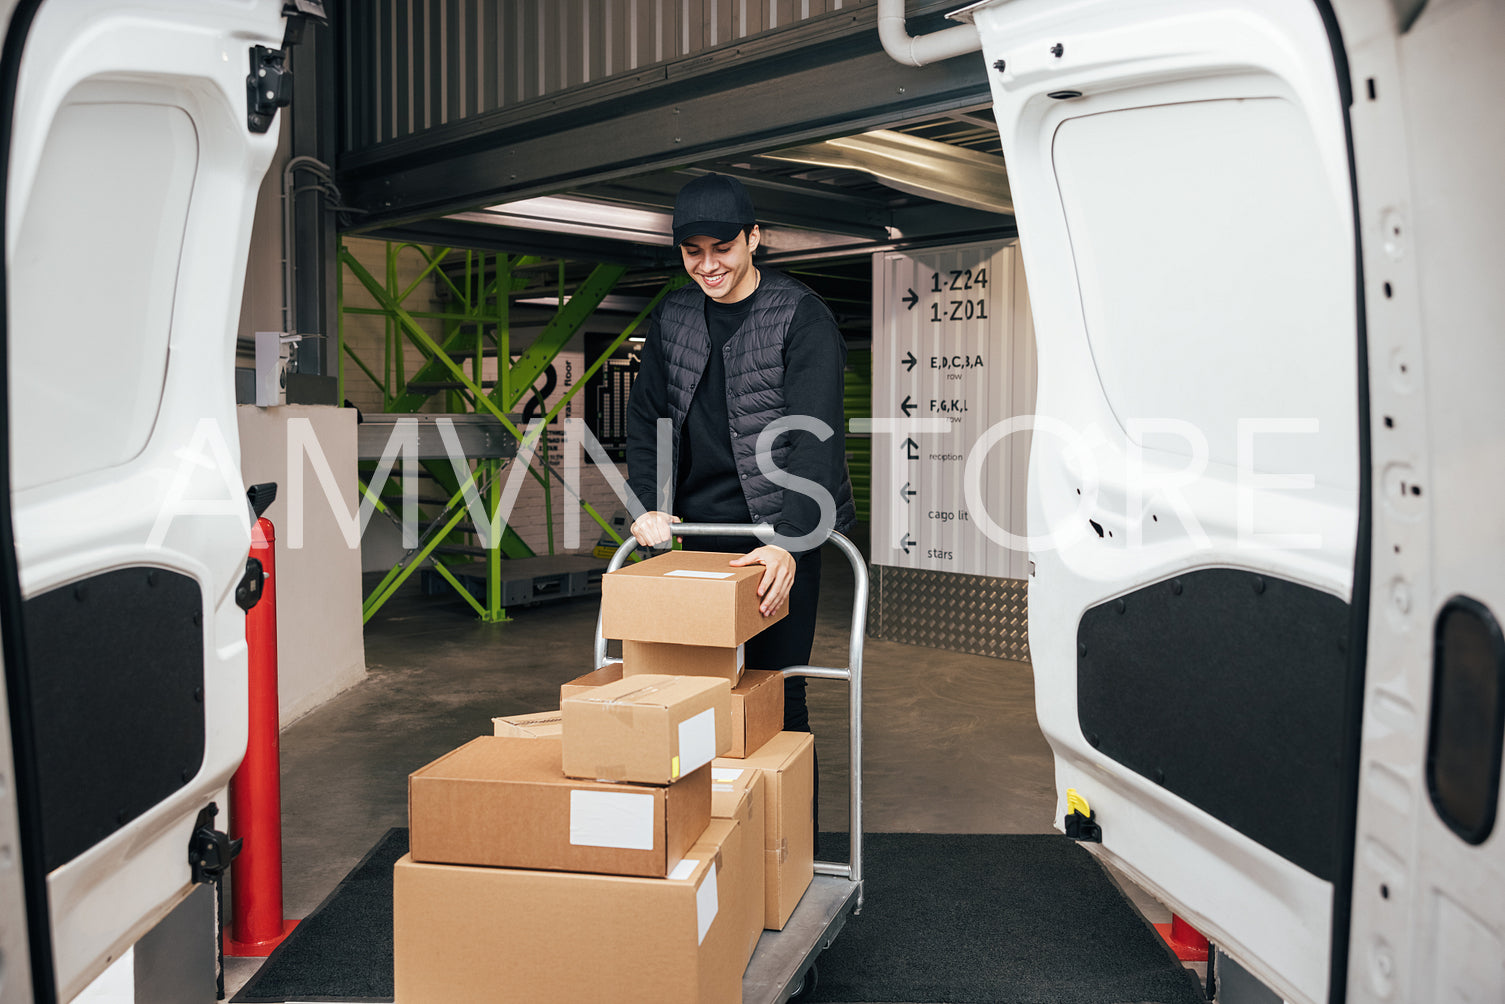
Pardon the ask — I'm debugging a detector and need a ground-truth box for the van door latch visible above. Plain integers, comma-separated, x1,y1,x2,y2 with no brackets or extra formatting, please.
188,803,242,884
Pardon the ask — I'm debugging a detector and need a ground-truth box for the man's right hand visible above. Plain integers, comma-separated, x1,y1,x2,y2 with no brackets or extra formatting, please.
630,510,681,548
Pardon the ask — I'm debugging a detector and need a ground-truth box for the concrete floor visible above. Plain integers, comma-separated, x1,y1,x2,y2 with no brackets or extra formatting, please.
224,540,1181,998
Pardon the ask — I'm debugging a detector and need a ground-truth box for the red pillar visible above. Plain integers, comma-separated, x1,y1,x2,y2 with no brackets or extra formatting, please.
1155,914,1210,962
225,517,298,956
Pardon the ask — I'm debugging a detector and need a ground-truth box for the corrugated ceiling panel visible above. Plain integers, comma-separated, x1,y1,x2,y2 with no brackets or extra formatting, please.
343,0,867,152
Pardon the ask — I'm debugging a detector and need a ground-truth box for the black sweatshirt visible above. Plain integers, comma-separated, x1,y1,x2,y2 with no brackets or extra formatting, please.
625,278,848,552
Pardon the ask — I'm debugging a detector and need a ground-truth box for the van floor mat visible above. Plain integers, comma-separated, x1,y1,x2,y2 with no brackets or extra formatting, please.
230,827,406,1003
809,832,1207,1004
232,829,1206,1004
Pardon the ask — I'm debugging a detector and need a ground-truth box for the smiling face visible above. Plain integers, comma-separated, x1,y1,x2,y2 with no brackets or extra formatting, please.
679,226,761,303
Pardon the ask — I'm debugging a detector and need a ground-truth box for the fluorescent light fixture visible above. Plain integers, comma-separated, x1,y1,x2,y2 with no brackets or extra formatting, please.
449,196,674,245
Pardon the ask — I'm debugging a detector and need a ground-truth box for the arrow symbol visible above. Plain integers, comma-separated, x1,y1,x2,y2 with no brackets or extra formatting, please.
900,395,916,417
900,533,915,554
902,351,917,372
900,482,916,504
901,437,919,460
903,288,919,310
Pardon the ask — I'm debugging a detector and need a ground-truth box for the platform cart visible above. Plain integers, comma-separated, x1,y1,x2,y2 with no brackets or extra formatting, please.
594,523,867,1003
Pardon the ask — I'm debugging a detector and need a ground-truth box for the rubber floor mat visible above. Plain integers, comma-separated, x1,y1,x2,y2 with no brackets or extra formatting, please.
808,832,1207,1003
233,829,1206,1003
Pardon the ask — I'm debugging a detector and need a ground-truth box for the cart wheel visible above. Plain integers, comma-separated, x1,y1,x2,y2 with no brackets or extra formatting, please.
788,963,818,1001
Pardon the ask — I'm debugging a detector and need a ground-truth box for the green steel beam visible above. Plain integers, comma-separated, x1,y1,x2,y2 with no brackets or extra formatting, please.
342,342,386,398
430,560,489,619
502,263,626,411
487,458,503,620
421,459,536,560
397,245,451,302
343,249,530,440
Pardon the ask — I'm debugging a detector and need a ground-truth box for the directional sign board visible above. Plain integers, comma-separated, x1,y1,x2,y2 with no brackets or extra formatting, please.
870,241,1036,578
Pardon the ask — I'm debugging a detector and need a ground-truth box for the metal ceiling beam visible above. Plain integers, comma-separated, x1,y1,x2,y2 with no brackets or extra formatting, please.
572,174,890,239
359,220,678,269
762,129,1012,215
339,34,991,231
945,109,998,131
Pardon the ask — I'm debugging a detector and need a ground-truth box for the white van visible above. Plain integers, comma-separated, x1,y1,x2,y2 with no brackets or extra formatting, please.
0,0,1498,1001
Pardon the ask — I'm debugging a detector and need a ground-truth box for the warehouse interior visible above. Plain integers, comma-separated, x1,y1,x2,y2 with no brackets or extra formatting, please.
205,1,1194,1001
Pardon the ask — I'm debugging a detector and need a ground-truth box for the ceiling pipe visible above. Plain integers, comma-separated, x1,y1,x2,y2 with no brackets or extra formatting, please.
877,0,984,67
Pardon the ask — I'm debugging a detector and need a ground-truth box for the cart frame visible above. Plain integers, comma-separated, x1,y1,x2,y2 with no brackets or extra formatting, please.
593,524,866,1003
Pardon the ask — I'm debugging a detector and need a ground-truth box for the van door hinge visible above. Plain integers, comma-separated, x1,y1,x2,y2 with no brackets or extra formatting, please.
245,1,328,134
246,45,291,134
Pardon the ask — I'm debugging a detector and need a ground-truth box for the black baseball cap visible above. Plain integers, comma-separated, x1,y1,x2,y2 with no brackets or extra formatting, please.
672,174,756,245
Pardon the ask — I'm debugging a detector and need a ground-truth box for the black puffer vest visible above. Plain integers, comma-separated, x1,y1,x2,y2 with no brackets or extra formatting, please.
657,271,856,534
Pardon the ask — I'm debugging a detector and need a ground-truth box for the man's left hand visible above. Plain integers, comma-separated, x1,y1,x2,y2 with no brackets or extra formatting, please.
729,545,796,617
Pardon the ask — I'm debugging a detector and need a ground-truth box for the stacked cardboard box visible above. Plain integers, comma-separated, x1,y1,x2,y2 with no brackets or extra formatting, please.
714,732,816,929
396,550,817,1002
576,550,817,932
562,665,784,759
601,549,788,685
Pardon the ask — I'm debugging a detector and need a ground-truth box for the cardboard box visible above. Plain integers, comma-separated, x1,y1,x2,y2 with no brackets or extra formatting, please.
492,710,563,738
409,736,709,878
710,764,767,967
724,670,784,758
561,666,783,760
394,816,751,1004
622,639,744,685
561,674,732,785
601,550,787,646
559,664,622,700
715,731,814,929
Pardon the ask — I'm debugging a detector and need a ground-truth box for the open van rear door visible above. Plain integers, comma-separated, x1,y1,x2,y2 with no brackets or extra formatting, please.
974,0,1505,999
970,2,1365,1001
1,0,288,997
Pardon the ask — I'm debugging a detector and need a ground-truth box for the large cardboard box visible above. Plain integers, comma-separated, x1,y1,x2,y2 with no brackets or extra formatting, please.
711,765,767,966
491,710,563,738
716,731,814,929
560,666,783,759
622,639,744,685
394,816,752,1003
409,736,709,878
561,674,731,784
600,550,787,646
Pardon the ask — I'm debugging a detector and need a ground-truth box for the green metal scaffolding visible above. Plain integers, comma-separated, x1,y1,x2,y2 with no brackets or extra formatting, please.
338,240,684,623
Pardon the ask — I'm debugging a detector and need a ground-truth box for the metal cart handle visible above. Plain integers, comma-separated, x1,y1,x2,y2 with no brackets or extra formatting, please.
593,523,866,888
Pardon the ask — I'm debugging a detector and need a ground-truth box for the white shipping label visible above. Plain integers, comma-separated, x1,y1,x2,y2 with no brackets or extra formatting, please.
678,709,717,774
569,790,655,850
695,862,719,944
711,768,744,783
668,858,697,881
665,569,733,579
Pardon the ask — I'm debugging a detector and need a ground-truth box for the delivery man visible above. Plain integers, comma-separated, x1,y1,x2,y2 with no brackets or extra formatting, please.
625,172,856,752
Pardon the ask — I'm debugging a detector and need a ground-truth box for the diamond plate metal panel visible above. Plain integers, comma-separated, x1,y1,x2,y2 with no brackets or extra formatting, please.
868,566,1030,662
